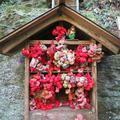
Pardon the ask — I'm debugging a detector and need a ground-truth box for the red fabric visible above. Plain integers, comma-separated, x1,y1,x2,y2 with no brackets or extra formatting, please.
85,73,94,91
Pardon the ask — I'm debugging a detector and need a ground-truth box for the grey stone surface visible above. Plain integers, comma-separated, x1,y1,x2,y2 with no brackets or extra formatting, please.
30,108,95,120
98,54,120,120
0,53,120,120
0,53,24,120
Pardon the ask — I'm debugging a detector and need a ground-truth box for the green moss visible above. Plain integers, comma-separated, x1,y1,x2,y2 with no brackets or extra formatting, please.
81,11,97,22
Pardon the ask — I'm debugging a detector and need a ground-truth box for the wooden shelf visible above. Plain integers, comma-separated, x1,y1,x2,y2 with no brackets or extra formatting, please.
30,70,91,74
31,40,92,45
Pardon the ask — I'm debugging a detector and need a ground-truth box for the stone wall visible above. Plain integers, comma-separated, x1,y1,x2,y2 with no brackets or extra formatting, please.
0,53,24,120
0,53,120,120
98,54,120,120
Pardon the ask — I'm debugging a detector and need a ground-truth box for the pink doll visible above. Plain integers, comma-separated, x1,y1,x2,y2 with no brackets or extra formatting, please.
88,43,97,57
75,87,87,109
30,58,39,68
30,98,36,111
75,114,86,120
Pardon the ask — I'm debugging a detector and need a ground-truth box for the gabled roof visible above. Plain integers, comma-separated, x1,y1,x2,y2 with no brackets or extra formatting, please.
0,4,120,55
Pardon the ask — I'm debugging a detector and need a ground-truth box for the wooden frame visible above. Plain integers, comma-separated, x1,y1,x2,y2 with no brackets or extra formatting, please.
31,39,92,45
25,45,30,120
91,62,98,120
24,40,98,120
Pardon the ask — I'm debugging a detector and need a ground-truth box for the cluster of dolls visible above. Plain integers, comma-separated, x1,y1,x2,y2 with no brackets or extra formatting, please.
21,26,103,111
29,72,94,110
61,72,94,109
22,39,103,73
53,47,75,69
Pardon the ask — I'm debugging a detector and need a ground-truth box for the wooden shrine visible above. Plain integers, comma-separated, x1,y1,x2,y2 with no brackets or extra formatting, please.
0,0,120,120
24,39,99,120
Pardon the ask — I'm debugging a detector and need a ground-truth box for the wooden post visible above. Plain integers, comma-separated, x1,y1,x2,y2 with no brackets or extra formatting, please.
58,0,65,5
92,62,98,120
91,39,98,120
76,0,80,11
24,47,30,120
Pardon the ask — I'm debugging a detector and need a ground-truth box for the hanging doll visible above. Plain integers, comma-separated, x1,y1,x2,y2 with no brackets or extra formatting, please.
75,74,91,109
75,114,86,120
47,41,56,61
30,58,39,69
93,43,104,62
67,26,76,40
30,98,37,111
52,26,67,41
41,89,53,100
88,43,103,62
56,38,66,50
87,43,97,57
75,86,87,109
36,63,49,72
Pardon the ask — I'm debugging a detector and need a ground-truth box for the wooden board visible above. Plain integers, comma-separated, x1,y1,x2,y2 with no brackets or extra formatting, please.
31,39,92,45
24,45,30,120
91,62,98,120
61,6,120,47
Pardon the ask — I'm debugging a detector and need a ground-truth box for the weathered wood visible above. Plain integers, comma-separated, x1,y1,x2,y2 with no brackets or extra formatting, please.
61,6,120,48
0,6,59,53
60,15,120,54
25,50,30,120
31,70,92,74
92,62,98,120
91,38,98,119
31,39,92,45
1,16,60,54
55,0,77,10
58,0,65,5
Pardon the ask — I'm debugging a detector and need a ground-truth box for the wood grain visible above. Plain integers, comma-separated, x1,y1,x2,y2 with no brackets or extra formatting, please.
25,45,30,120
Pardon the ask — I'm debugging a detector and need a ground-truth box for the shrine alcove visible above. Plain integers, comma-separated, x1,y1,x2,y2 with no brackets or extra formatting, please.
30,21,91,40
22,21,100,120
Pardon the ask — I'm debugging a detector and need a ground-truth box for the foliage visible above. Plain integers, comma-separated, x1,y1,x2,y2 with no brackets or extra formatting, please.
0,0,119,39
80,0,120,33
0,0,49,38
